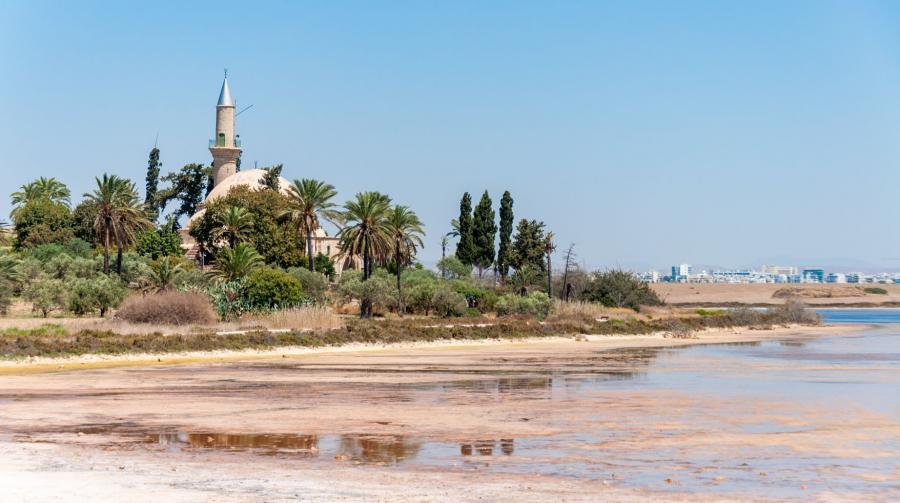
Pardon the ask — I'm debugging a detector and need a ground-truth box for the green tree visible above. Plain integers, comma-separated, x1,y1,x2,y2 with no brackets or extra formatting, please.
454,193,475,266
313,253,336,280
83,174,152,275
385,205,425,315
337,192,392,318
71,200,99,246
156,163,208,223
261,164,284,191
135,227,183,259
281,179,339,271
11,199,74,249
24,277,67,318
189,185,305,267
497,191,514,281
472,191,496,278
145,146,162,220
209,242,264,281
0,253,18,314
213,206,254,249
436,256,472,280
68,275,128,317
511,219,546,273
11,177,71,217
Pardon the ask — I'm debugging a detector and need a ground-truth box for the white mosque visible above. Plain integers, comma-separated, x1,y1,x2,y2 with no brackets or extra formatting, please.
181,76,358,274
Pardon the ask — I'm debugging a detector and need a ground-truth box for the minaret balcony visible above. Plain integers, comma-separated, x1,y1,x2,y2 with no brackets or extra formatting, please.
209,137,242,148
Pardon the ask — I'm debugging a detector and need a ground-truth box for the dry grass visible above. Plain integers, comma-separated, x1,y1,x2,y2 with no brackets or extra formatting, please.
550,300,667,321
235,306,344,332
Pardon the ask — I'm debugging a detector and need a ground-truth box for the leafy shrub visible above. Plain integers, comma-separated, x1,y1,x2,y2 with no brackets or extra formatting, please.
116,291,217,325
864,287,888,295
431,286,467,317
338,270,394,315
288,267,328,303
696,308,724,316
23,277,67,317
495,292,553,319
245,267,305,310
583,270,663,311
454,282,499,312
67,276,128,316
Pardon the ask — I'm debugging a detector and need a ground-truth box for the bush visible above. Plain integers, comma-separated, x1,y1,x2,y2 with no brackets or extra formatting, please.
496,292,553,319
583,270,663,311
116,291,217,325
431,286,467,317
245,267,305,310
67,276,128,317
208,280,250,320
864,287,888,295
314,253,336,281
288,267,328,303
770,299,820,324
454,282,499,312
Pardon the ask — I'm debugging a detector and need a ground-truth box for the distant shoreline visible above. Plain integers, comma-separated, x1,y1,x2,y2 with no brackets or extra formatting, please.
652,282,900,307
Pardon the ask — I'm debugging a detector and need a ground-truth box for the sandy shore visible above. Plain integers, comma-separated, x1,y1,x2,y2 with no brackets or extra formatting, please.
652,283,900,306
0,323,856,375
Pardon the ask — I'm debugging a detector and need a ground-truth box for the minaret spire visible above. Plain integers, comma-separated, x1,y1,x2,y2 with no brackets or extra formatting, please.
210,72,241,187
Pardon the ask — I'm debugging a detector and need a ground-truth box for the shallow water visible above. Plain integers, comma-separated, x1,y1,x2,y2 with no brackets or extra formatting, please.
106,310,898,498
9,310,899,499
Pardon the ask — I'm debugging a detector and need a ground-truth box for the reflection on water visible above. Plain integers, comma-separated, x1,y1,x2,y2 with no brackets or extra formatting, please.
338,434,421,463
460,439,515,456
155,432,319,452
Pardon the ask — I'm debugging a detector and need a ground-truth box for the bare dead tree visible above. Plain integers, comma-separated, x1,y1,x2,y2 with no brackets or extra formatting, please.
561,243,577,302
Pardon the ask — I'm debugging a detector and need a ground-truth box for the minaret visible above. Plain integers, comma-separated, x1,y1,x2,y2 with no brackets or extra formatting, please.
209,72,242,187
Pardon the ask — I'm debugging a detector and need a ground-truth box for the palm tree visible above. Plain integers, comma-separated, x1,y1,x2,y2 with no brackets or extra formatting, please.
337,192,392,317
544,231,556,298
209,243,264,281
0,253,17,283
112,184,153,275
446,218,460,239
10,177,71,217
83,175,152,275
214,206,254,249
385,205,425,316
146,256,184,292
510,265,538,296
282,179,339,271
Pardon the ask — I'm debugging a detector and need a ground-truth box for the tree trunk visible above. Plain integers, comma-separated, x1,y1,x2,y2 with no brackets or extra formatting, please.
116,233,124,276
102,223,110,275
306,221,315,272
360,235,371,319
396,245,404,316
546,253,552,298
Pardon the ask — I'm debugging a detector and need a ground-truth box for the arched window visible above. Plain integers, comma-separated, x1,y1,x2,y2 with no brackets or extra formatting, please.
217,133,225,147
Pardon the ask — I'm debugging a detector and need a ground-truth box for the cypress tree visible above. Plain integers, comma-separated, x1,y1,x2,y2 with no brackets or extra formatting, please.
472,190,496,277
497,191,514,280
145,147,161,220
455,192,475,266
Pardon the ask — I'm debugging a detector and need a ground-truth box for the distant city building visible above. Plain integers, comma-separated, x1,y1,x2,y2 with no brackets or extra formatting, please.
671,264,692,282
761,265,797,276
826,273,847,284
637,270,660,283
802,269,825,283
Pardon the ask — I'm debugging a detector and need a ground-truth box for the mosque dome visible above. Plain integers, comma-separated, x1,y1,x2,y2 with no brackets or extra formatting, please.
186,169,292,227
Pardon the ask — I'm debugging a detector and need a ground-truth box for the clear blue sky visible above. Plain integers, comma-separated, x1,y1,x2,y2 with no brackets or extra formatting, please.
2,1,899,271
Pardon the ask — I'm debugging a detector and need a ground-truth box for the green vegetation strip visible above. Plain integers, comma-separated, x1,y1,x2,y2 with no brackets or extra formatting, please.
0,306,817,359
